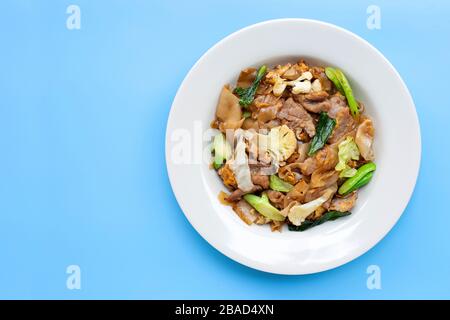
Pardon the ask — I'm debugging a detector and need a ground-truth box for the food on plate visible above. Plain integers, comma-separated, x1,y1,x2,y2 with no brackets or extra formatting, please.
210,60,376,231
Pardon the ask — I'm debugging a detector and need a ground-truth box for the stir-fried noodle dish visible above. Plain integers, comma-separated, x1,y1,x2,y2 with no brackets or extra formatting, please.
211,60,376,232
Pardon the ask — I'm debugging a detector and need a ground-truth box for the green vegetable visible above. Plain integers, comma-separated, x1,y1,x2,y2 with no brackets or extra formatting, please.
212,133,231,169
338,162,376,196
234,65,267,108
308,112,336,156
325,67,359,118
335,136,360,178
335,69,359,118
288,211,351,231
242,111,252,119
351,170,374,191
243,193,285,221
269,175,294,192
325,67,344,95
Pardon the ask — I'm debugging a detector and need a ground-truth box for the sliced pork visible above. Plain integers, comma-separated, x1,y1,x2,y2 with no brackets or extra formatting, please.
278,98,316,137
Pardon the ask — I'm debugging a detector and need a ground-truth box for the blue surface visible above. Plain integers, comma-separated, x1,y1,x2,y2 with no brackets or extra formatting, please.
0,0,449,299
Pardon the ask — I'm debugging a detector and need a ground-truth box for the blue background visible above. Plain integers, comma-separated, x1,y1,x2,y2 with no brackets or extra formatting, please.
0,0,449,299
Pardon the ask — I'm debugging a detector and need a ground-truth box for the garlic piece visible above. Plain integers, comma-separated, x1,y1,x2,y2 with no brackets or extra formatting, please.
291,80,312,94
272,79,287,96
299,71,313,81
311,79,322,92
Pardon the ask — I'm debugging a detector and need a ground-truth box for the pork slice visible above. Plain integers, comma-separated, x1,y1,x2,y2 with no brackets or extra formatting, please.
328,94,347,118
267,190,286,209
328,106,356,144
249,161,279,176
294,92,331,113
301,100,331,113
251,173,270,189
278,98,316,137
304,91,329,102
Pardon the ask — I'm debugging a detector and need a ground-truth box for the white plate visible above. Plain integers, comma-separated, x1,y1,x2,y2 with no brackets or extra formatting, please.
165,19,421,275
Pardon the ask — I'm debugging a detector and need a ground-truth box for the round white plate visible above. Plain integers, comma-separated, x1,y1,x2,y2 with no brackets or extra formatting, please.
165,19,421,275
